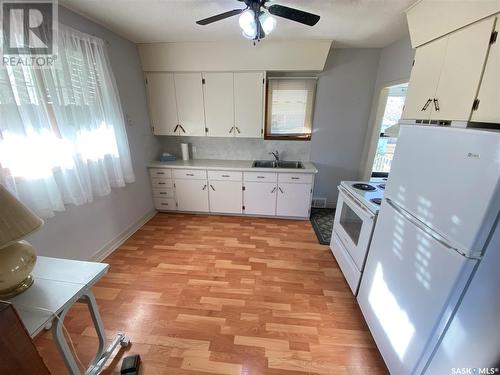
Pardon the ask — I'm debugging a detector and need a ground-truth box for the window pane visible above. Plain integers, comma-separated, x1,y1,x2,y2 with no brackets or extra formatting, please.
266,78,316,138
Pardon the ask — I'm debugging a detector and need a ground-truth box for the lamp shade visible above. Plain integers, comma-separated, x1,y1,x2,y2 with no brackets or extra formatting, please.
0,185,43,248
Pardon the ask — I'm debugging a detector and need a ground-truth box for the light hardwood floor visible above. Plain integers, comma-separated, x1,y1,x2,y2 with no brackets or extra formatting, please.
34,213,388,374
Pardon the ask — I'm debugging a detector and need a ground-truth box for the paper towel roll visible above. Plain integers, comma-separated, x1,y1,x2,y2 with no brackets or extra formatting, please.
181,143,189,161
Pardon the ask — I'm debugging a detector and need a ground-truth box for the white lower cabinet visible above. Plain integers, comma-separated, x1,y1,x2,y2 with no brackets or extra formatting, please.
175,179,209,212
149,167,315,219
243,181,277,216
209,180,242,214
277,183,312,217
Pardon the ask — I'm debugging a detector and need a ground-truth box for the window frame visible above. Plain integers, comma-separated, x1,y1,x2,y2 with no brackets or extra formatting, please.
264,78,316,141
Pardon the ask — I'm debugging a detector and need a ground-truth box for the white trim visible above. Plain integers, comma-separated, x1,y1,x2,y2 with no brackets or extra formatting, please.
91,209,156,262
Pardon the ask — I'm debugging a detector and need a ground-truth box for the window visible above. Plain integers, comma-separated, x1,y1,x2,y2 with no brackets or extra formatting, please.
265,78,316,140
0,25,134,218
371,83,408,177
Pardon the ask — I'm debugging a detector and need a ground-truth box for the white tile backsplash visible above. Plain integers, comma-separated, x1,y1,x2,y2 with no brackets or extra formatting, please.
158,136,311,161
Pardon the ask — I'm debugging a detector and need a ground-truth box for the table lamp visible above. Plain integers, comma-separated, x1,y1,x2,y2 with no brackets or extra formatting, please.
0,184,43,298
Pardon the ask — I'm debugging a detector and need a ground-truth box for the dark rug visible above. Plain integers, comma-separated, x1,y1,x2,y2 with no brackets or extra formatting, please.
310,208,335,245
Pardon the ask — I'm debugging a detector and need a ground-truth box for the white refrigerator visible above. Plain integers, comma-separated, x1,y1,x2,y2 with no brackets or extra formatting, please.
357,125,500,374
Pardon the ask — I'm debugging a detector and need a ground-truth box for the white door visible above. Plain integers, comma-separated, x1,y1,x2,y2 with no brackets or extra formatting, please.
276,183,311,218
234,72,264,138
385,125,500,255
357,200,475,375
175,179,209,212
401,37,447,120
471,16,500,123
203,73,234,137
174,73,206,136
244,182,277,216
146,73,179,135
209,181,242,214
431,16,495,121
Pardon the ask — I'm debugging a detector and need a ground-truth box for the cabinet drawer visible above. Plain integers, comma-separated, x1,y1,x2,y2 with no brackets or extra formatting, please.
153,188,174,198
154,197,176,210
151,178,174,188
278,173,313,184
173,169,207,180
149,168,172,179
244,172,278,183
208,170,242,181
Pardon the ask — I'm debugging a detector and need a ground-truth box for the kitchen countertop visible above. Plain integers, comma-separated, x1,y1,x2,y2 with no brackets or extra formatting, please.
149,159,318,174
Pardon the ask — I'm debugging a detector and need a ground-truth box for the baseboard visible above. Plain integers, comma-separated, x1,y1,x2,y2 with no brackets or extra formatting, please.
91,209,157,262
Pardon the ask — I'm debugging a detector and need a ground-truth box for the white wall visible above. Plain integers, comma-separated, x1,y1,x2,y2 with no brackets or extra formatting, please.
310,48,381,206
360,36,415,179
27,6,160,261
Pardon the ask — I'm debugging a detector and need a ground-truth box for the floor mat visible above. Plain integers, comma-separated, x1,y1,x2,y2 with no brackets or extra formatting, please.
310,208,335,245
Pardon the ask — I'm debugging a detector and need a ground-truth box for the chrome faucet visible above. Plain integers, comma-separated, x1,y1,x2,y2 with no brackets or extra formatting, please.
269,150,280,161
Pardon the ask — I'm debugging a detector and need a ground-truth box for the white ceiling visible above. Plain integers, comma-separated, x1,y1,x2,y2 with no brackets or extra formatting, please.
61,0,417,48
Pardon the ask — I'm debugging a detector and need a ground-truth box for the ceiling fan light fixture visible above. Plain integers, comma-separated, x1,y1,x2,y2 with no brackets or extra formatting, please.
259,13,276,35
239,9,257,39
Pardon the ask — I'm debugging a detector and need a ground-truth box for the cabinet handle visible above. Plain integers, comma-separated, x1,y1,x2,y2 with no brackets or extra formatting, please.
235,126,241,134
186,173,194,176
271,187,277,193
156,172,165,175
421,98,432,111
159,192,167,195
229,126,234,134
179,124,186,133
257,176,265,179
174,124,179,132
221,174,230,177
210,184,215,191
202,184,207,190
279,187,284,194
158,182,166,185
433,98,440,111
291,177,299,180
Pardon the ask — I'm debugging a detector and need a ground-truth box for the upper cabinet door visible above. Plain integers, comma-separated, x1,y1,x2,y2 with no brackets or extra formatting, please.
401,37,448,120
431,16,496,121
174,73,206,136
203,73,234,137
146,73,179,135
234,72,264,138
471,17,500,123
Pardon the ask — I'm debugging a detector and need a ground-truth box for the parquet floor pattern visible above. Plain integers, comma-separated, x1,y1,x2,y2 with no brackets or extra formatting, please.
34,213,388,375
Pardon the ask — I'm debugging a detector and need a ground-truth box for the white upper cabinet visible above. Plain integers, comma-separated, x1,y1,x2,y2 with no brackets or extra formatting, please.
472,16,500,123
174,73,206,136
402,37,447,120
431,16,496,121
203,72,234,137
402,15,497,122
146,73,178,135
234,72,264,138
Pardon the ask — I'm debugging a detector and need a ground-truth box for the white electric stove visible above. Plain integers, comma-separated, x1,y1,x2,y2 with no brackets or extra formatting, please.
330,180,385,294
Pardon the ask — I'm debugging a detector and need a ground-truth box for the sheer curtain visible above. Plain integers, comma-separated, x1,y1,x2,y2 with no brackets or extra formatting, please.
0,25,135,218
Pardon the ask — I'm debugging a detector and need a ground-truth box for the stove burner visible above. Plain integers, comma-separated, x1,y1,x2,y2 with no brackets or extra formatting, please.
370,198,382,205
352,183,376,191
378,184,386,190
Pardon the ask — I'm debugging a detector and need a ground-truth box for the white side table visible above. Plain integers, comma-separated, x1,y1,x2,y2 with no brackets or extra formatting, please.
8,256,129,375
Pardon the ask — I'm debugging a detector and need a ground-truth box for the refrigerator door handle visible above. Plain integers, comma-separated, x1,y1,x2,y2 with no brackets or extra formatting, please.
385,198,479,259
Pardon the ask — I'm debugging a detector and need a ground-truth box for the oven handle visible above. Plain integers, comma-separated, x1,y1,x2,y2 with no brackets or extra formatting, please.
338,186,375,220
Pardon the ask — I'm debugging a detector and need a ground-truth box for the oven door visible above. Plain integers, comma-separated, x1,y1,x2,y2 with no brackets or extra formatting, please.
333,187,375,271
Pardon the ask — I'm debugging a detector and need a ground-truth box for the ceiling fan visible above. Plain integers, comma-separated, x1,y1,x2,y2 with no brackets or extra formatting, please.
196,0,320,41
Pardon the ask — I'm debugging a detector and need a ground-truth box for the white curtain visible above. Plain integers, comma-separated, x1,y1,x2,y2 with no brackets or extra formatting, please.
0,25,135,218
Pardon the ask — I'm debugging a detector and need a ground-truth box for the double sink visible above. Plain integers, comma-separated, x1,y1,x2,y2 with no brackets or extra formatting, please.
252,160,304,169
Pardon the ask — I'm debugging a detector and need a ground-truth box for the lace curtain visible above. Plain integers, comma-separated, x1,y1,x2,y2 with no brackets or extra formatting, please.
0,25,135,218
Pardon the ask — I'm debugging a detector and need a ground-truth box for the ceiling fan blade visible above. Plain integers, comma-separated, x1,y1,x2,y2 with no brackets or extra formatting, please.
267,4,320,26
196,9,245,25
